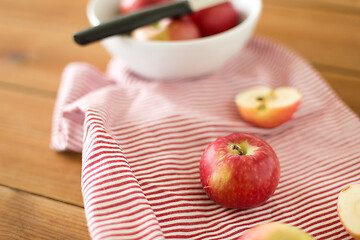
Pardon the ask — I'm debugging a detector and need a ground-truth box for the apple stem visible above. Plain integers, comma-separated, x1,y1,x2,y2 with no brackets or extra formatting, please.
231,145,244,155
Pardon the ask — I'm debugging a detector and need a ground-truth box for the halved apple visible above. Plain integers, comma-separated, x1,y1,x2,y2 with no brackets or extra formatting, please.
238,222,314,240
337,183,360,240
131,17,201,41
235,86,301,128
131,19,170,41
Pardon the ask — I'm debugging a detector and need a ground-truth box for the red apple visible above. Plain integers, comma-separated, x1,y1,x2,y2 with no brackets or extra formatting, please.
190,2,238,37
337,183,360,240
119,0,173,14
131,17,201,41
238,222,315,240
235,86,302,128
199,132,280,209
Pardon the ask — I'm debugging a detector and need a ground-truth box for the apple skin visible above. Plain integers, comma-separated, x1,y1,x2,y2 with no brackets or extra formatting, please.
131,17,201,41
199,132,280,209
167,16,202,41
238,222,315,240
119,0,173,14
190,2,239,37
237,103,300,128
235,87,302,128
337,183,360,240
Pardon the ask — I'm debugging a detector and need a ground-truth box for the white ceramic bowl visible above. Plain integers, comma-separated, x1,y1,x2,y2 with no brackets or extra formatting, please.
87,0,262,81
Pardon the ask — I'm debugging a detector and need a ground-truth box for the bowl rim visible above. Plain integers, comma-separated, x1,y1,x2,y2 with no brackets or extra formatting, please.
87,0,262,46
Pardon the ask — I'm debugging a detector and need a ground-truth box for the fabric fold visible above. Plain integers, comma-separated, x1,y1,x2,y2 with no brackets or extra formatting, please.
51,63,115,152
82,109,165,240
51,37,360,240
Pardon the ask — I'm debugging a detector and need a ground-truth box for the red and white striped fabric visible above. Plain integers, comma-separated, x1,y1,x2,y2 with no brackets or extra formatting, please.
51,37,360,240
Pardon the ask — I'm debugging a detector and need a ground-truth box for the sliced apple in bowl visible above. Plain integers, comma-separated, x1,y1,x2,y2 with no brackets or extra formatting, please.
337,183,360,240
131,17,201,41
235,86,301,128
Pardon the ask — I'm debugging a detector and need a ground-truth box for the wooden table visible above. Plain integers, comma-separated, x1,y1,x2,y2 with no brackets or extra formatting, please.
1,0,359,238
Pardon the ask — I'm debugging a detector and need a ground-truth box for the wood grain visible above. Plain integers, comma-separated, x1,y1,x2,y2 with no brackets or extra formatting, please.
265,0,360,12
0,185,89,240
0,88,83,206
0,0,359,238
256,4,360,72
322,71,360,115
0,15,109,93
0,0,88,26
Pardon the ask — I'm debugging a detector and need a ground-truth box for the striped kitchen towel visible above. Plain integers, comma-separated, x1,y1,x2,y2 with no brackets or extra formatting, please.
51,37,360,240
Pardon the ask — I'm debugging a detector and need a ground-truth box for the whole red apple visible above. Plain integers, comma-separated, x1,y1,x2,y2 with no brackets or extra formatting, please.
119,0,173,14
131,17,201,41
190,2,238,37
199,132,280,209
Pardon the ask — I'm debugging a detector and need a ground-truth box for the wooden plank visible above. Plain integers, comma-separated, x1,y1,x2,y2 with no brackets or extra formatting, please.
0,0,109,92
0,0,359,94
0,185,89,240
264,0,360,12
256,4,360,73
0,0,90,28
0,89,84,206
0,20,109,93
322,72,360,115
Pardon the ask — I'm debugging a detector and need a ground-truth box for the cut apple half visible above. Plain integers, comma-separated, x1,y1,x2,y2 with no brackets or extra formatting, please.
238,222,314,240
235,86,301,128
131,19,171,41
337,183,360,240
131,17,201,41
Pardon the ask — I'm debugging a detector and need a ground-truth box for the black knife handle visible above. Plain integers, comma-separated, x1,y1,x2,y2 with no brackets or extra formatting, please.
74,1,192,45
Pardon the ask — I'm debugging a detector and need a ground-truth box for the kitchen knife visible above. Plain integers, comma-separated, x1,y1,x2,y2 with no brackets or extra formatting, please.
74,0,228,45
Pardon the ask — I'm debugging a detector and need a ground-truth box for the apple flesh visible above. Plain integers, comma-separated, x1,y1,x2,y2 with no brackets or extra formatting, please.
337,183,360,240
238,222,314,240
199,132,280,209
190,2,238,37
235,86,301,128
131,17,201,41
119,0,173,14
